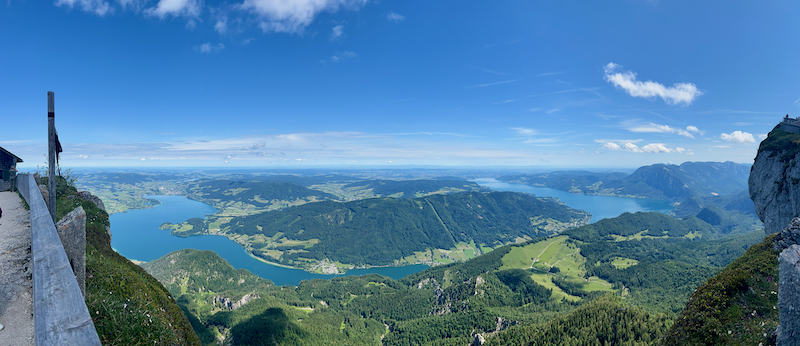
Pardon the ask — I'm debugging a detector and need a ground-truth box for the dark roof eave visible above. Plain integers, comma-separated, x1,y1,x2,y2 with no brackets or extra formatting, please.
0,146,23,163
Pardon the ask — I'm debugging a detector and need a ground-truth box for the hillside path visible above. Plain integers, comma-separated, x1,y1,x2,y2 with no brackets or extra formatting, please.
0,191,34,346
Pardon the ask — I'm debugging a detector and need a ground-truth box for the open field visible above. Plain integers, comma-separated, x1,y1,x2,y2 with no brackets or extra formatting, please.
500,236,616,302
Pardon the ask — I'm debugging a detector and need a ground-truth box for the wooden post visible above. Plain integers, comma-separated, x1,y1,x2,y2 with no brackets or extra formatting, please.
48,91,56,223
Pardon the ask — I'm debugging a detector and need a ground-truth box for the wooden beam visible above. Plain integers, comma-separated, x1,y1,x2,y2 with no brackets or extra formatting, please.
48,91,56,222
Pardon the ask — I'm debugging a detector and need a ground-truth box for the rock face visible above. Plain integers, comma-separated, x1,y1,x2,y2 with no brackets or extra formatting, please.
778,244,800,345
212,292,259,311
749,129,800,235
55,206,87,297
774,217,800,251
77,191,106,212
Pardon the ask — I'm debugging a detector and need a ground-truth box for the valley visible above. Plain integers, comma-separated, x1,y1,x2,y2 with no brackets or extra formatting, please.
71,160,771,345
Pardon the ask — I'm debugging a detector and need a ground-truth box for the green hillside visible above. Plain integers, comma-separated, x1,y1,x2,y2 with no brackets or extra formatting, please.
144,207,764,346
185,180,337,215
183,191,591,269
663,234,778,345
47,176,201,345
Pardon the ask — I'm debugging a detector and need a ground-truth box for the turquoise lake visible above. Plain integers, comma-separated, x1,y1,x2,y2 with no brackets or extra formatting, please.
472,178,674,223
110,180,673,286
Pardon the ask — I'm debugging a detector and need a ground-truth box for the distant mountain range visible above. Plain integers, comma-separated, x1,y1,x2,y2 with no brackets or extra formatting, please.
499,161,751,201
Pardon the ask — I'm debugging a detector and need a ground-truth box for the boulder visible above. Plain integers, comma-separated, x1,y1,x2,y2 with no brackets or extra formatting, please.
55,206,87,297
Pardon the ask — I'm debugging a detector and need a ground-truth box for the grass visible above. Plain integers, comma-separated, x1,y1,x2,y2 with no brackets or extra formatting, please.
45,176,201,345
664,234,779,345
609,257,639,269
500,235,569,270
500,235,617,302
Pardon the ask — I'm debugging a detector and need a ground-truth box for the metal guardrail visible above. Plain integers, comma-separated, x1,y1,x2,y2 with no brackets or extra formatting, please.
16,174,101,346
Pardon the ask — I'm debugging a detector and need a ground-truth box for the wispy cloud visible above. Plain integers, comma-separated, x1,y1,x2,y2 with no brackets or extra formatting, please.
145,0,202,18
511,127,536,135
493,88,597,104
537,71,562,77
329,25,345,40
242,0,368,34
330,51,357,62
196,43,225,53
387,11,404,22
603,63,703,105
464,77,528,89
467,65,510,76
241,38,255,45
698,109,777,115
214,16,228,34
602,141,687,154
623,122,698,138
720,131,756,144
55,0,112,16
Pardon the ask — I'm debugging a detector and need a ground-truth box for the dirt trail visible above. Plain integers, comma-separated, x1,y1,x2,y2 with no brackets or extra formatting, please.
0,191,34,346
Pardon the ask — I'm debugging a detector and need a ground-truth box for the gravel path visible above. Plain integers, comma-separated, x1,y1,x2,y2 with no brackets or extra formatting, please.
0,191,34,346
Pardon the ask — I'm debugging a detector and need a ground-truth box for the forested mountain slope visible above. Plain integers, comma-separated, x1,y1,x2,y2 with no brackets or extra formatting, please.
174,191,591,269
143,209,764,346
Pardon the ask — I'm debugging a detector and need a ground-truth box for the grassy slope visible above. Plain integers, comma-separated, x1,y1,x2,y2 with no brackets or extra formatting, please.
662,234,779,346
48,177,201,345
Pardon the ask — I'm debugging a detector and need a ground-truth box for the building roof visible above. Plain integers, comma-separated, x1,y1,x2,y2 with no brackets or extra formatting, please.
0,146,23,163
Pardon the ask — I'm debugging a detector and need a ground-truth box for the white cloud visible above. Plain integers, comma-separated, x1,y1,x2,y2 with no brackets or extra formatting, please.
511,127,535,135
330,25,344,40
603,63,703,105
242,0,368,34
56,0,112,16
386,11,404,22
602,141,685,154
146,0,202,18
241,38,255,44
720,131,756,144
197,43,225,53
686,126,705,135
331,51,357,62
624,122,696,138
215,17,228,34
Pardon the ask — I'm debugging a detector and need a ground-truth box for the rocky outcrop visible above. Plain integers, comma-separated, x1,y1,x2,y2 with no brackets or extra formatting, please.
749,130,800,235
77,191,106,212
212,292,259,311
774,217,800,251
55,206,87,297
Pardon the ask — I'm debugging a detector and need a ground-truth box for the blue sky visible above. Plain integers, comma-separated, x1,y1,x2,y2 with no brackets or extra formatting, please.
2,0,798,169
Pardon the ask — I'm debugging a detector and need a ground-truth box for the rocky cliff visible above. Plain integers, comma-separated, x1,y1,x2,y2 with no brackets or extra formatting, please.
749,125,800,235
